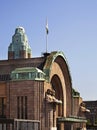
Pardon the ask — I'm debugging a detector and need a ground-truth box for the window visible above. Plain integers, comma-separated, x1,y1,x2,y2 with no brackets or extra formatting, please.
17,96,27,119
31,72,35,78
18,73,29,79
37,73,40,78
0,97,6,118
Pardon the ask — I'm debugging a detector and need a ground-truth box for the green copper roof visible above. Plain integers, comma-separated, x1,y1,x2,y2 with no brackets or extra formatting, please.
8,27,32,59
72,88,80,97
11,67,43,73
11,67,45,81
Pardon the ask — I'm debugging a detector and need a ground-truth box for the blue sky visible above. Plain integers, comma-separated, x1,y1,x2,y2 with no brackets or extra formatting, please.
0,0,97,100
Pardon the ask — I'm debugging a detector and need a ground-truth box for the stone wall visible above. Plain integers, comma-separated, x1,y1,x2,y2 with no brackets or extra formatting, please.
6,80,44,121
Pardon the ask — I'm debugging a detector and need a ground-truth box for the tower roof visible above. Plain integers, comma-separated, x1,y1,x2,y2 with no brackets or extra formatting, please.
8,27,32,59
15,26,25,34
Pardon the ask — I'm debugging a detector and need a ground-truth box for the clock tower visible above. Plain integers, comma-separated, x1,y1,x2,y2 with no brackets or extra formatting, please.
8,27,32,59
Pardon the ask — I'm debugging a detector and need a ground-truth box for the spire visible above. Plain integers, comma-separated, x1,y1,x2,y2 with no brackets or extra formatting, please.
8,27,32,59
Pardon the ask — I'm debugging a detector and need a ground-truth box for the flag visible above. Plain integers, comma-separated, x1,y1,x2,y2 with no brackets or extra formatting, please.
46,19,49,34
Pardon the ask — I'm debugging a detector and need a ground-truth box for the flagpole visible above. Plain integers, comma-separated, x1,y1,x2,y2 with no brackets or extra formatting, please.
45,19,49,53
46,30,48,53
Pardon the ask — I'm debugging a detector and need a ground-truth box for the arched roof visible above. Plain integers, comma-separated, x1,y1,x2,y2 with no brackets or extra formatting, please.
43,51,72,85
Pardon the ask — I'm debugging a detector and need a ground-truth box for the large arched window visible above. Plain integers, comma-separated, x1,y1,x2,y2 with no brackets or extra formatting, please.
51,74,63,117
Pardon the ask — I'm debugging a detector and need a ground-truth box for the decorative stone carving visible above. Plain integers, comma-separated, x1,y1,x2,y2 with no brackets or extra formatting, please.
45,89,62,104
80,102,90,112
